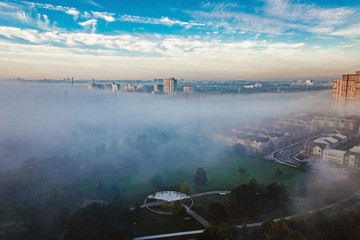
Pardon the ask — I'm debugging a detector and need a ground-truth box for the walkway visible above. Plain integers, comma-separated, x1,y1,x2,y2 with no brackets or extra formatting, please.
184,205,210,228
134,192,359,240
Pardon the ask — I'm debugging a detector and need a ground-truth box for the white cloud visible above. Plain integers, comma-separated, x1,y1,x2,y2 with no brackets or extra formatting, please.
91,11,115,22
191,8,295,34
16,11,28,21
190,0,358,36
330,23,360,38
84,0,102,8
23,1,80,20
118,14,204,27
36,14,50,30
0,26,307,58
263,0,354,25
0,36,355,80
78,19,97,33
0,2,18,10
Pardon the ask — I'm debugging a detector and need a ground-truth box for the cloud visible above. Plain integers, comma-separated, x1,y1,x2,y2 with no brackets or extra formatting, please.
190,8,295,34
190,0,357,36
263,0,354,25
91,11,115,22
0,29,356,81
23,1,80,20
0,2,19,10
329,23,360,38
0,2,30,22
78,19,97,33
118,14,204,27
36,14,50,30
84,0,102,8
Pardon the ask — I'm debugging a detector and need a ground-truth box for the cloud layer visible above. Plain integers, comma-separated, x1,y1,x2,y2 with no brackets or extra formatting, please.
0,0,359,79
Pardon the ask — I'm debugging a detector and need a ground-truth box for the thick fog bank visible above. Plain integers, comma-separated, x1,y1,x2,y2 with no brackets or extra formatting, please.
0,82,333,170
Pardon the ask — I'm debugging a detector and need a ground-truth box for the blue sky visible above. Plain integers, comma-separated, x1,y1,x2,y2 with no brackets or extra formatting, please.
0,0,359,80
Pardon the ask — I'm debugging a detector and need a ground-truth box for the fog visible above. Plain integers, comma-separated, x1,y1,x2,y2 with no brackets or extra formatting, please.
0,81,333,170
4,81,359,240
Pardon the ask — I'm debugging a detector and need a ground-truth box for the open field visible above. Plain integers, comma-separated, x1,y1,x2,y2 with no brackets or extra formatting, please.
135,208,203,236
76,153,307,206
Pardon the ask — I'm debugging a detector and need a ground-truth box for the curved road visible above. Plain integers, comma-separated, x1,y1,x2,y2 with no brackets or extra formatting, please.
134,192,359,240
129,190,230,211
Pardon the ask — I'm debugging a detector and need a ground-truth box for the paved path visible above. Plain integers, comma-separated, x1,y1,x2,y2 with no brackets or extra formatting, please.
130,191,230,210
184,205,211,228
134,192,359,240
134,230,204,240
191,190,230,198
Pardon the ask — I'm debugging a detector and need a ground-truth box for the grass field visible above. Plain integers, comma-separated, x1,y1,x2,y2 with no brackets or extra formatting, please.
135,208,203,236
76,153,306,206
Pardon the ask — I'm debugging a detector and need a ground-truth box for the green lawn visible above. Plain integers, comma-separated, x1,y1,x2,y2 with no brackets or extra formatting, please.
76,153,306,207
135,208,203,237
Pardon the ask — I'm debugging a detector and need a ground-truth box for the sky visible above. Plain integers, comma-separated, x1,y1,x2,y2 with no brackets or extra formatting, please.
0,0,359,80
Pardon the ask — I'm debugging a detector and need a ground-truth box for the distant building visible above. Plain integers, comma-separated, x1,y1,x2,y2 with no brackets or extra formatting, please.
302,133,350,159
88,81,104,89
112,83,120,92
104,84,112,90
303,141,327,158
121,84,137,92
312,116,356,130
183,86,192,93
305,80,314,86
163,77,177,94
212,133,271,155
154,84,163,92
323,148,345,165
333,70,360,116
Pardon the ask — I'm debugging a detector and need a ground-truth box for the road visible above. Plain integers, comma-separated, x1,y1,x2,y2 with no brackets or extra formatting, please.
190,190,230,198
129,190,230,211
134,192,359,240
134,230,204,240
267,135,321,167
184,205,210,228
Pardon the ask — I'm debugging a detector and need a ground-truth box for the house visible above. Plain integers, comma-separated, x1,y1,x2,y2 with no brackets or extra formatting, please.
322,148,346,166
303,141,328,158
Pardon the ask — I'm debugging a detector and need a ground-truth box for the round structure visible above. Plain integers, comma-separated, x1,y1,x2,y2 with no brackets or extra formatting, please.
144,191,193,215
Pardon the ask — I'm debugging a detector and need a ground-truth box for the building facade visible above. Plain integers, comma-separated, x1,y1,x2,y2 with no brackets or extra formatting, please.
333,71,360,116
163,77,177,94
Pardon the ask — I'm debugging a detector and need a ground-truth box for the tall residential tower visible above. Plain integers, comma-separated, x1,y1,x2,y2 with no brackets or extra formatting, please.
333,71,360,116
163,77,177,94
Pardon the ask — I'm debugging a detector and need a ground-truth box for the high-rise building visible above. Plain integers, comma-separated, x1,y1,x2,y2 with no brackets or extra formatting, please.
333,71,360,116
163,77,177,94
183,86,191,93
154,84,163,92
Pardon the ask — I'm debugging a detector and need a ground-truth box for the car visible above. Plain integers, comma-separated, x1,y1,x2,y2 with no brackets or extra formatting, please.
219,192,226,195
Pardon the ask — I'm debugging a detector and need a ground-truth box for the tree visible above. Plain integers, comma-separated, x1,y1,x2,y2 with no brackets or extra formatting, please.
237,164,246,175
197,223,238,240
96,181,109,200
96,143,106,154
171,200,187,217
264,182,288,209
109,139,119,151
271,167,284,179
180,180,193,195
297,179,307,197
194,167,208,185
264,219,305,240
233,143,246,155
150,173,163,189
208,202,228,224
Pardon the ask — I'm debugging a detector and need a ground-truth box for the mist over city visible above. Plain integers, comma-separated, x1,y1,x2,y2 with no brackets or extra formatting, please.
0,81,332,170
1,0,360,240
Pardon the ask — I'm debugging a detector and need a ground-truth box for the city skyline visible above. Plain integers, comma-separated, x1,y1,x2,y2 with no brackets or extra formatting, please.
0,0,360,80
